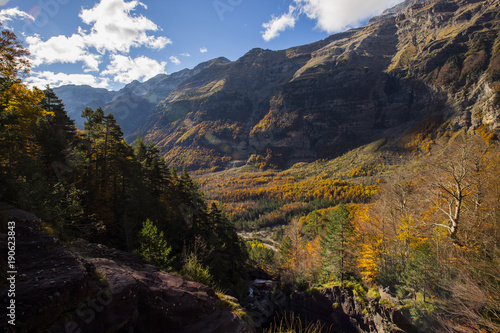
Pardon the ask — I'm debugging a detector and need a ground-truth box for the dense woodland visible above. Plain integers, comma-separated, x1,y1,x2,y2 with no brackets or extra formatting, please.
2,25,500,332
0,26,246,288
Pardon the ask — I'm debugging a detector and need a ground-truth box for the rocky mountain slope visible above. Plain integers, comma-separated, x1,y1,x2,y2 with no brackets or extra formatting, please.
54,58,228,134
56,0,500,171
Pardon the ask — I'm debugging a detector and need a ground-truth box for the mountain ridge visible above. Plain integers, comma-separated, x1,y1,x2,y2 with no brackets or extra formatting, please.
55,0,500,171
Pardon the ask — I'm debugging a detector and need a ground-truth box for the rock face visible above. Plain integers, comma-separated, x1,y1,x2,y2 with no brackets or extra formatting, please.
135,0,500,170
55,0,500,171
0,204,252,333
290,287,419,333
53,58,227,134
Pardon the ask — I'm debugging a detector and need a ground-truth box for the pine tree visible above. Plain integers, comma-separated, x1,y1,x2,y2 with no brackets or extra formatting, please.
35,86,76,177
320,205,353,282
136,219,173,270
401,242,439,302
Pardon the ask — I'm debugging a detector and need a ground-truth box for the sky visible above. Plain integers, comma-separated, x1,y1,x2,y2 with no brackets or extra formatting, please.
0,0,402,91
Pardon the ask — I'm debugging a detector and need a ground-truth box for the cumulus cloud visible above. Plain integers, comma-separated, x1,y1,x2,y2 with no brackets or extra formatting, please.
28,71,110,89
101,54,167,83
297,0,401,32
169,56,181,65
261,5,296,42
0,7,34,28
200,47,208,53
262,0,402,40
79,0,172,53
26,34,101,72
24,0,172,86
181,52,191,57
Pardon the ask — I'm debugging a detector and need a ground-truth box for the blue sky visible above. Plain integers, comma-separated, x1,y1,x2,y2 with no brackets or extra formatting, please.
1,0,402,90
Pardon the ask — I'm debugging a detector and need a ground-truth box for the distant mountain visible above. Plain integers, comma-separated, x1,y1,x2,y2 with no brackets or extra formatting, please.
56,0,500,171
54,58,229,134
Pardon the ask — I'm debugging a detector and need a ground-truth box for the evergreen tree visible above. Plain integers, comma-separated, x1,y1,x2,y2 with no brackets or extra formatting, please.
320,205,353,282
35,86,76,177
206,203,247,284
136,219,173,270
401,242,440,302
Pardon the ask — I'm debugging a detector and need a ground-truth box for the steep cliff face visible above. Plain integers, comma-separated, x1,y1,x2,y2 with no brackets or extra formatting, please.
56,0,500,171
387,0,500,129
290,287,419,333
134,0,499,171
53,58,225,133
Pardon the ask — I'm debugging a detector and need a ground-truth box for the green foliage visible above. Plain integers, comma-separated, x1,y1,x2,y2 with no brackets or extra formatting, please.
399,242,441,302
367,288,381,300
136,219,173,270
408,301,438,328
320,205,354,283
215,291,250,324
181,253,213,286
246,240,276,270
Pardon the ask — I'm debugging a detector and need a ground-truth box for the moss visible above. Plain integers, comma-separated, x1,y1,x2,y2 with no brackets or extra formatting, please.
367,288,381,300
215,291,251,324
380,298,396,309
92,271,109,288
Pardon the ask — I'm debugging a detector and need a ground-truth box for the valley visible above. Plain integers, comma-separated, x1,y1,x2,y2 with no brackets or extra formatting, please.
2,0,500,331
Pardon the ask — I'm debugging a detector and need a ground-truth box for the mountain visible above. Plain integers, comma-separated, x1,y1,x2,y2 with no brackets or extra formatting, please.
56,0,500,171
54,58,228,134
136,0,500,171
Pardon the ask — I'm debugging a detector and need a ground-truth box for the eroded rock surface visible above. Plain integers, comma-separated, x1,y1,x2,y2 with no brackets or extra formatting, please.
0,204,252,333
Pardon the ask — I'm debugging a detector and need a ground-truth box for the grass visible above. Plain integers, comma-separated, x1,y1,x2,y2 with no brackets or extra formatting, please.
263,312,327,333
215,290,251,324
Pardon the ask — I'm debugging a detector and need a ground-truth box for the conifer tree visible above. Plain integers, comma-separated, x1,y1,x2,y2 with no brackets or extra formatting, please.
320,205,353,282
136,219,173,270
35,86,76,176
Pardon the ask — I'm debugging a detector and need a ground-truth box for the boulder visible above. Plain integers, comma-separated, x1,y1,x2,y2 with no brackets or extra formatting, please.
0,204,253,333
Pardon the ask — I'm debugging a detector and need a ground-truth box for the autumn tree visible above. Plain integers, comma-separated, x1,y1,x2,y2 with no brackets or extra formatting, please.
0,25,49,205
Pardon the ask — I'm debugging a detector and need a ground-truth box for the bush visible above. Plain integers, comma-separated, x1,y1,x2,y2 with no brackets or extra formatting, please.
181,253,213,286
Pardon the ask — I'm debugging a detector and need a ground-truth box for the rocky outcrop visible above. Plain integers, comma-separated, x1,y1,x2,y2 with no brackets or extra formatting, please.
290,287,419,333
0,204,252,333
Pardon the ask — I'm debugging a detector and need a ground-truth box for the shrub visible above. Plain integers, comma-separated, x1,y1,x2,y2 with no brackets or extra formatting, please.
181,253,213,286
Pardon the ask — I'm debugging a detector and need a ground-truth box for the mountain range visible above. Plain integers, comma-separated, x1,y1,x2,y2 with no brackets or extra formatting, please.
55,0,500,171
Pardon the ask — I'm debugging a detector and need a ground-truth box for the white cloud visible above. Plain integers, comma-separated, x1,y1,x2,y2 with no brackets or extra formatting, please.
181,52,191,57
79,0,172,53
21,0,173,85
0,7,34,28
101,54,167,83
261,5,296,42
169,56,181,65
262,0,403,41
26,34,101,72
200,47,208,53
296,0,402,33
28,71,110,89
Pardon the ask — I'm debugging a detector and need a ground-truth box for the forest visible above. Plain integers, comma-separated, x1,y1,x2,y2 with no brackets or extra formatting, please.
2,24,500,332
0,26,247,289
